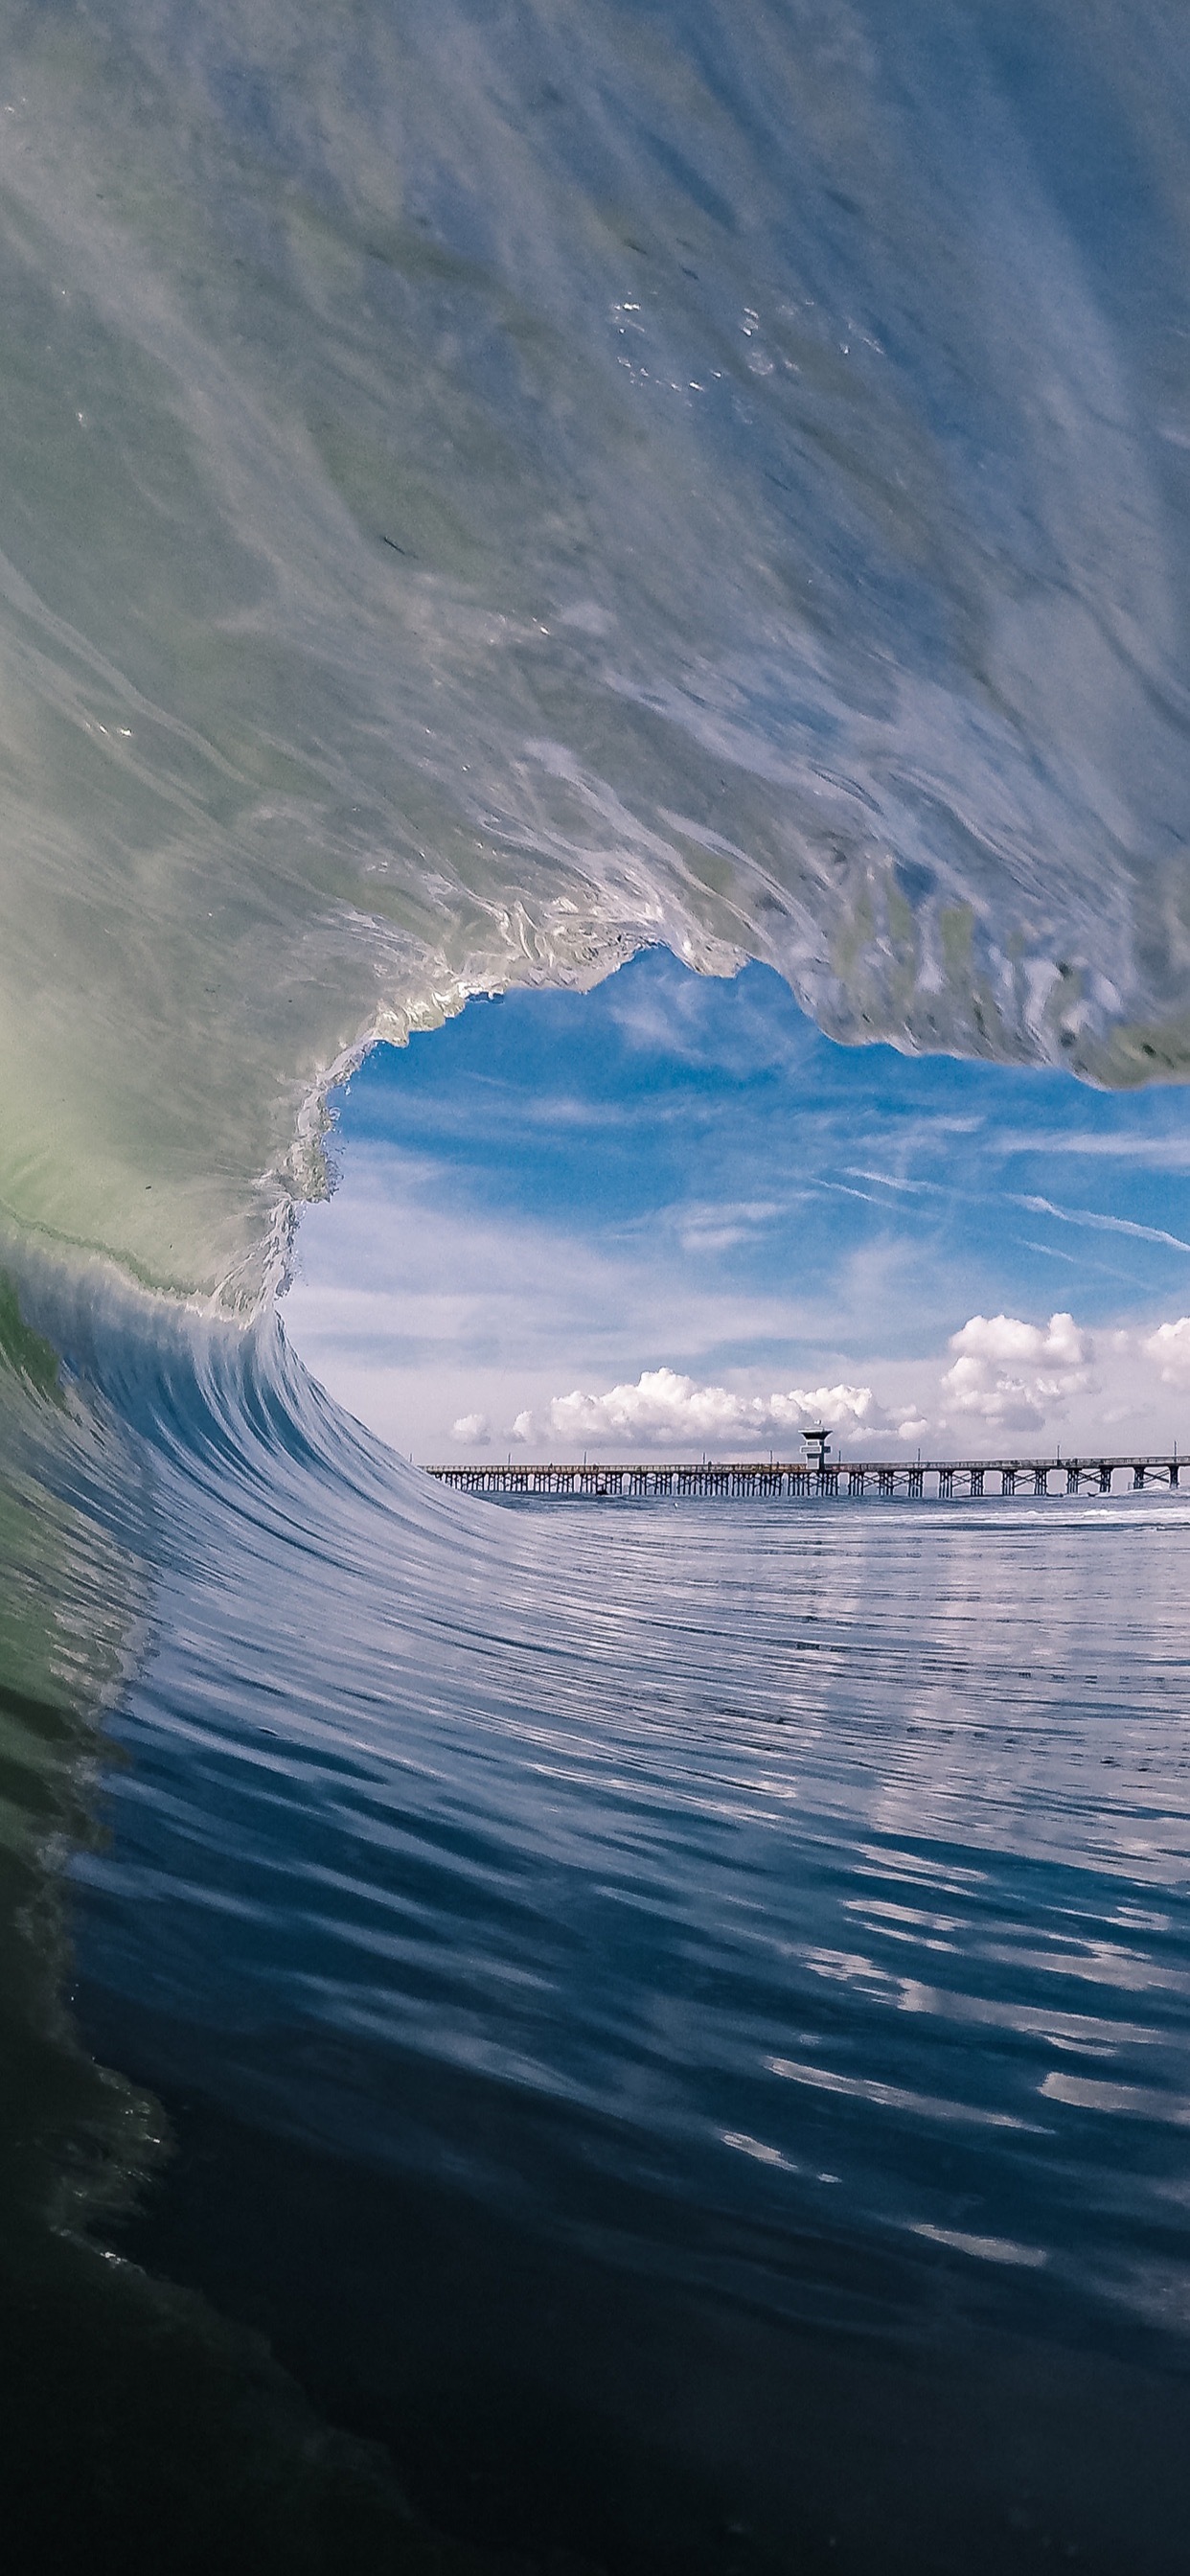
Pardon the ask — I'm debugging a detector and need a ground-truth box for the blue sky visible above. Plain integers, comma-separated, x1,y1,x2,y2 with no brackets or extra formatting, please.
284,949,1190,1460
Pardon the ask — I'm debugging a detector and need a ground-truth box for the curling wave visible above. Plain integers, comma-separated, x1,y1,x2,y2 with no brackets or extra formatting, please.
4,7,1190,2568
2,3,1190,1295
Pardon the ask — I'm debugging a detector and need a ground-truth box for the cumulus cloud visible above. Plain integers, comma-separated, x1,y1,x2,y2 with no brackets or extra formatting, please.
940,1312,1093,1431
438,1308,1190,1460
541,1367,908,1452
1142,1317,1190,1383
450,1412,491,1444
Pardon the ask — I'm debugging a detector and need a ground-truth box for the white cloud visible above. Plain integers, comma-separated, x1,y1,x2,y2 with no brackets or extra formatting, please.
450,1412,491,1444
1142,1317,1190,1383
940,1312,1094,1430
543,1367,906,1452
510,1410,536,1442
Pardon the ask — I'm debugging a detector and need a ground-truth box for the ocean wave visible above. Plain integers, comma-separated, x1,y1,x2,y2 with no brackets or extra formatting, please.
4,9,1190,2566
0,1244,1183,2563
0,3,1189,1293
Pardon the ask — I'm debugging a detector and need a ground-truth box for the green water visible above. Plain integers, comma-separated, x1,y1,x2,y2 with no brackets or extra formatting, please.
3,2,1190,1292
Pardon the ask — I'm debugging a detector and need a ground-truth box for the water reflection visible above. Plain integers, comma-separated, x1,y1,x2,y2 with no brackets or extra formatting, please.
55,1308,1190,2566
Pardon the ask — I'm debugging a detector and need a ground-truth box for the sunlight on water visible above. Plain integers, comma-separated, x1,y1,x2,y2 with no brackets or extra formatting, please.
18,1258,1182,2569
0,7,1189,2570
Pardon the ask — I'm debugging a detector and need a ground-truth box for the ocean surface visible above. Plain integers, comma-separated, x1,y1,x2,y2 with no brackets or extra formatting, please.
2,4,1190,2570
4,1253,1190,2571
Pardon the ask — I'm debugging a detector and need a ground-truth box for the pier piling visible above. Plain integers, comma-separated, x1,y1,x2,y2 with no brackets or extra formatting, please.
425,1453,1185,1504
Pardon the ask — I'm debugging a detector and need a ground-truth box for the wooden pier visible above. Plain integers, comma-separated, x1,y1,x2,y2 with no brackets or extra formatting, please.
425,1456,1184,1502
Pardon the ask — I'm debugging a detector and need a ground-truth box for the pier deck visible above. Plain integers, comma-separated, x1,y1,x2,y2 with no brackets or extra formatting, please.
426,1456,1183,1501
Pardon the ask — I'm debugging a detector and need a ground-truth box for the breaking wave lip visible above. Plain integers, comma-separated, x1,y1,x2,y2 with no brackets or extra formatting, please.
4,1,1190,1302
3,1,1190,2563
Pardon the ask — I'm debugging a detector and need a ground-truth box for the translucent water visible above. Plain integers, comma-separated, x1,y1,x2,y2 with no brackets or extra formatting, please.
2,7,1190,2567
3,3,1190,1291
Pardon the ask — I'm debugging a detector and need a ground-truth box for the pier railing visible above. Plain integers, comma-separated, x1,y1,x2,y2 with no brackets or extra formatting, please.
425,1456,1182,1501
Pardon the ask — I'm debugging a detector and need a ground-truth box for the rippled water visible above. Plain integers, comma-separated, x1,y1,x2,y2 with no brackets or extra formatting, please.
3,5,1190,2567
0,1261,1178,2568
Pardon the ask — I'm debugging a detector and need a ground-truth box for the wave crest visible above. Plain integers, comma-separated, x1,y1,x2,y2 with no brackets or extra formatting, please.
0,2,1187,1289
